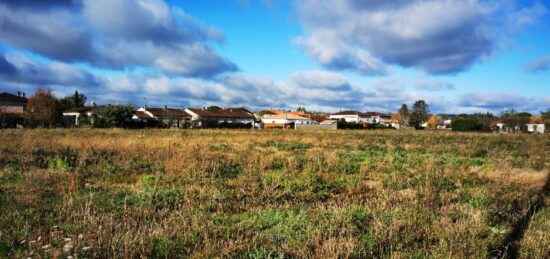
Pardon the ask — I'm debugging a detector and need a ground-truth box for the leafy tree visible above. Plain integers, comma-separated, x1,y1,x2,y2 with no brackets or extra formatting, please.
409,100,429,128
26,88,61,127
59,91,87,111
427,115,441,129
398,104,410,126
95,105,134,128
451,113,495,132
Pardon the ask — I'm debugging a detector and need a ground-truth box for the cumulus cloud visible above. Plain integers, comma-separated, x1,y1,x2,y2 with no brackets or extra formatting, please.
415,80,455,91
458,92,550,113
524,55,550,73
294,0,547,75
0,4,94,61
0,0,79,9
0,52,104,87
289,70,351,91
0,0,236,78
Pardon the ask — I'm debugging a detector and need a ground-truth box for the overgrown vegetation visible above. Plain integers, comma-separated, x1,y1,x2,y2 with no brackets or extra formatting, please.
0,129,548,257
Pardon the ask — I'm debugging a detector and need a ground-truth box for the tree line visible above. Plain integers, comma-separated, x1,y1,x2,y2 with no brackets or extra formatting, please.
22,88,134,128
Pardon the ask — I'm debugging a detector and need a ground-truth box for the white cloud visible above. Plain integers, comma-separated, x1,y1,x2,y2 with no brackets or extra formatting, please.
294,0,547,75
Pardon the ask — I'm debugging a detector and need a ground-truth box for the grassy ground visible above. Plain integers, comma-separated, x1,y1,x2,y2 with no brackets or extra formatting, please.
0,129,549,258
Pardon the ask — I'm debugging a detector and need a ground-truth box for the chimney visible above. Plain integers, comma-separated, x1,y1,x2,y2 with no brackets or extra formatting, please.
164,105,168,110
144,105,148,109
17,91,21,97
22,92,25,98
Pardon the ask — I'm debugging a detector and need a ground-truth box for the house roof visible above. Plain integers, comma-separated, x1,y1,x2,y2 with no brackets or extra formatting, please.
1,112,25,118
187,107,255,119
0,92,27,103
363,112,381,116
145,107,191,118
530,116,543,124
263,113,312,120
331,110,361,116
320,119,337,124
134,111,153,120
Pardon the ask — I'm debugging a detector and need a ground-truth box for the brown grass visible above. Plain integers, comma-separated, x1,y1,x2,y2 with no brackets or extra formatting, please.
0,128,548,258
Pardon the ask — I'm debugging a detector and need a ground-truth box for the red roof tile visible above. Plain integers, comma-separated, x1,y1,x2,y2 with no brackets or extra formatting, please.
187,108,255,119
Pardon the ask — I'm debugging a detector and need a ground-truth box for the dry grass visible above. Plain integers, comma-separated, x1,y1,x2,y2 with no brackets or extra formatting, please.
0,128,549,258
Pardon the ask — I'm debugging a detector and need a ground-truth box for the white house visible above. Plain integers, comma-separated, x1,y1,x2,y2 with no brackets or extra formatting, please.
62,105,102,126
262,112,316,128
329,111,381,124
330,111,363,123
185,107,256,128
527,124,546,134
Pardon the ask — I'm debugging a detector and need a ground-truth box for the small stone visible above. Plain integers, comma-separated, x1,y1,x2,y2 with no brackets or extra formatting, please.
64,238,72,242
78,234,84,240
41,244,51,249
82,246,93,251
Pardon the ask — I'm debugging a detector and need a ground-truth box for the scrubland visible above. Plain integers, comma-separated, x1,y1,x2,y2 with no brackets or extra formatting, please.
0,129,549,258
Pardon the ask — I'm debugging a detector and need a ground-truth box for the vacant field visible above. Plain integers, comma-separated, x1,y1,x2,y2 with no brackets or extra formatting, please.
0,129,549,258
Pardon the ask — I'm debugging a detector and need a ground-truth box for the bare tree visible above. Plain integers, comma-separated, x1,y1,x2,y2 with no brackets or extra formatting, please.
398,104,410,127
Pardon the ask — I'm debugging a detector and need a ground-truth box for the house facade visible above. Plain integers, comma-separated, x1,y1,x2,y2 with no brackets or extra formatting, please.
185,107,256,128
330,111,383,124
329,111,363,123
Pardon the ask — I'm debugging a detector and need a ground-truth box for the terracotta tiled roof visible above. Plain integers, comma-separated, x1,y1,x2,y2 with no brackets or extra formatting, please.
320,119,337,124
530,116,543,124
188,108,255,119
263,113,312,120
0,92,27,103
146,108,191,118
134,111,153,120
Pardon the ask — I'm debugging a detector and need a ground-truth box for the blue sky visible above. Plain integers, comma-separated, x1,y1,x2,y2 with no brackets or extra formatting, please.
0,0,549,114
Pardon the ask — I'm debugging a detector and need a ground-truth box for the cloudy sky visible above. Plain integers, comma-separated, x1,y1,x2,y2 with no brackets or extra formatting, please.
0,0,549,114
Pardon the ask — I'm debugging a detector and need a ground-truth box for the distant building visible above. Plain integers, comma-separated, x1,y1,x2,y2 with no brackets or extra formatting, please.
379,114,392,126
63,105,103,126
329,110,381,124
135,106,191,128
0,92,27,127
185,107,256,128
0,92,27,114
261,112,317,129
